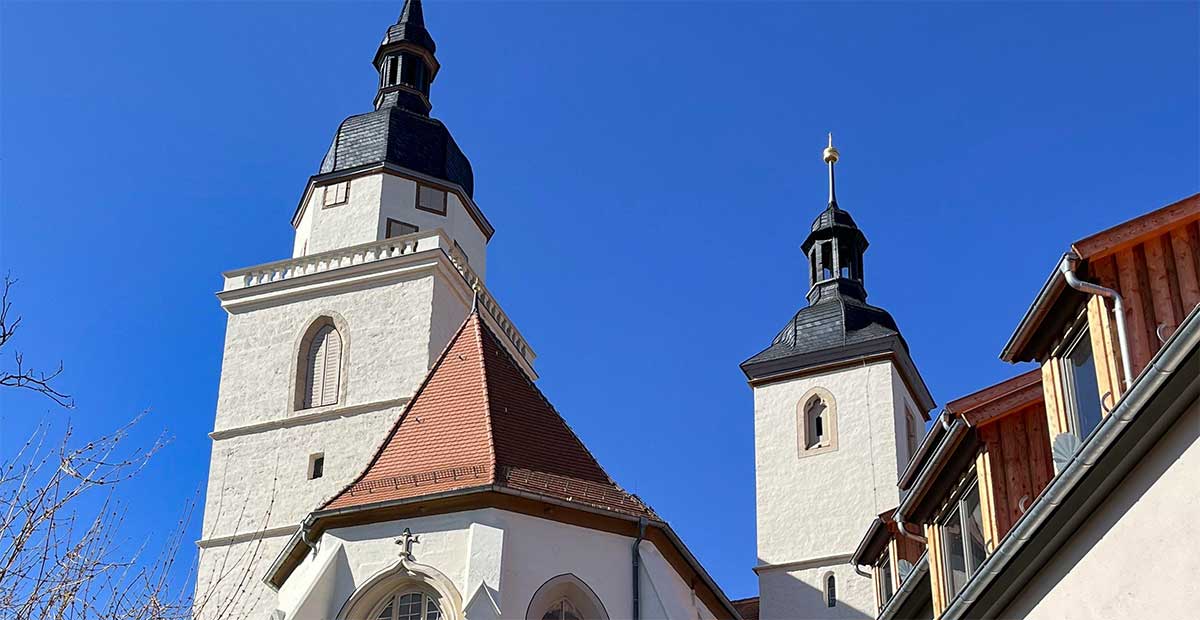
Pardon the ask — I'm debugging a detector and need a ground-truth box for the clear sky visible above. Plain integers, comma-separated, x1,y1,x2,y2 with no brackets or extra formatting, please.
1,0,1197,603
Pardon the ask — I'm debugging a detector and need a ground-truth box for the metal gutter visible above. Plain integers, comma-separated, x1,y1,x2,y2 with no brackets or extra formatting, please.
877,552,930,620
895,414,969,519
940,305,1200,620
1000,255,1068,363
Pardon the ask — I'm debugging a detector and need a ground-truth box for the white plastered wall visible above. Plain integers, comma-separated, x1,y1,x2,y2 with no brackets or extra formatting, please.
293,172,489,282
273,509,721,620
753,359,911,619
999,396,1200,620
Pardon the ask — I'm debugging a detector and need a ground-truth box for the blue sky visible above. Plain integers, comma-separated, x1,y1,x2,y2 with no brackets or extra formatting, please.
1,0,1196,603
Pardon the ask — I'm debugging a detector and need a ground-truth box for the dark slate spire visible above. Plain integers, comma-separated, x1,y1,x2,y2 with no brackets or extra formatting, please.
316,0,474,196
740,136,927,391
802,134,869,305
373,0,441,114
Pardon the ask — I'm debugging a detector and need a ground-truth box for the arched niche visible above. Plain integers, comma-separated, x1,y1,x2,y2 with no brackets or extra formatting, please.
525,574,609,620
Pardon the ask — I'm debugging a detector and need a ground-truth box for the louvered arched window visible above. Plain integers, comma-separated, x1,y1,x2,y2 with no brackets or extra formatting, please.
301,322,342,409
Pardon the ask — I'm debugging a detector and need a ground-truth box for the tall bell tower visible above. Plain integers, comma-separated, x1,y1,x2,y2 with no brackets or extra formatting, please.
195,2,536,615
742,137,934,619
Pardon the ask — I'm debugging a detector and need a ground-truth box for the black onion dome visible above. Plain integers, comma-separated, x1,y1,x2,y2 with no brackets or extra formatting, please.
316,0,474,196
742,294,905,371
811,203,859,232
318,107,474,196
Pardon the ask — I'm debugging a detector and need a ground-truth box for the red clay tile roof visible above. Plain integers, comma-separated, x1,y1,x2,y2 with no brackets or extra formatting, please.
322,312,655,519
731,597,759,620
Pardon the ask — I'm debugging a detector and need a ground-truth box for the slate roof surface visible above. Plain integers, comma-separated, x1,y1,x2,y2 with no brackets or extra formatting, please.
318,106,474,197
385,0,436,53
322,312,655,519
742,294,904,369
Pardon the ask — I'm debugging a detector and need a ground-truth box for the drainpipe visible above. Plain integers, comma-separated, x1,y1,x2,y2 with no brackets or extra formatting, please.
853,564,872,578
1060,253,1134,387
633,517,646,620
895,516,927,545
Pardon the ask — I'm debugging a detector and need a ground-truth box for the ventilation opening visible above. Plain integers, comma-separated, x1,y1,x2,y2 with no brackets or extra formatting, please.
308,453,325,480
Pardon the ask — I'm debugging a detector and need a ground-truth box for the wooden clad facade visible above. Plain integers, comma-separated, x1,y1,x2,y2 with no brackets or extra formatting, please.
1041,196,1199,443
975,402,1052,545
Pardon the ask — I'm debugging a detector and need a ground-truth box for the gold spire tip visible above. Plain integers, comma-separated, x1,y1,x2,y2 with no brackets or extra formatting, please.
823,133,839,164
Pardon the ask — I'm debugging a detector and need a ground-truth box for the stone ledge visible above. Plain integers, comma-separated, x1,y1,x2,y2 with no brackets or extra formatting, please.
210,396,410,441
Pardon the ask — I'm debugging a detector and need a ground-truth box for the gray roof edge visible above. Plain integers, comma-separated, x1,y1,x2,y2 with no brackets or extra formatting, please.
1000,254,1071,363
741,335,936,411
943,305,1200,620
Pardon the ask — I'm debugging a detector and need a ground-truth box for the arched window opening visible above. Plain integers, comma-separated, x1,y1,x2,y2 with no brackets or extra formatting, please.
302,322,342,409
374,591,442,620
825,574,837,608
541,598,582,620
806,397,828,449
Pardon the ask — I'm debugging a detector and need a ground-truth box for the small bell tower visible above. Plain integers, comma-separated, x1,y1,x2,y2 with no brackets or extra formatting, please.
743,137,934,619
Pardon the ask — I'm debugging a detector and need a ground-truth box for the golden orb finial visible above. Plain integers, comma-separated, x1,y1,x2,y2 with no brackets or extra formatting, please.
822,132,840,164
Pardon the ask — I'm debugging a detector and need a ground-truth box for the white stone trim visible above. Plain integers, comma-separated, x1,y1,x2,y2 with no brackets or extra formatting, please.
751,553,855,574
209,396,410,440
196,524,299,548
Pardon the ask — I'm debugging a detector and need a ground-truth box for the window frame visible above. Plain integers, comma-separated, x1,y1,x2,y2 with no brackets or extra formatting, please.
937,476,987,601
1061,321,1103,439
308,453,325,480
323,181,350,208
415,183,448,215
875,550,895,609
797,388,838,458
823,573,837,608
387,219,420,239
368,589,443,620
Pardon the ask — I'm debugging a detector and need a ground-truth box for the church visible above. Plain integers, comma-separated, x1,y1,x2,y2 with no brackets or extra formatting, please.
195,3,1200,619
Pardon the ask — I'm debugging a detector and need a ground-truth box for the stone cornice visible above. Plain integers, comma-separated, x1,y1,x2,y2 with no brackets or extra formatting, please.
209,396,411,441
751,553,855,574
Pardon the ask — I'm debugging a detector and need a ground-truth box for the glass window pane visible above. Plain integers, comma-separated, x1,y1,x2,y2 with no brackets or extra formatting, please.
941,505,967,597
878,553,894,605
1068,332,1102,437
376,601,395,620
963,485,987,574
425,597,442,620
397,593,423,620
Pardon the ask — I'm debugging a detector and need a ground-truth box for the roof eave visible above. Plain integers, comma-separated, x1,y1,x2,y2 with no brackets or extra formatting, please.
264,485,741,620
942,306,1200,620
1000,255,1071,363
742,335,936,413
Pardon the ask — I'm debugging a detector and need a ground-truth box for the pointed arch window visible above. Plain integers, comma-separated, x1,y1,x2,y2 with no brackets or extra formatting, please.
301,322,342,409
372,591,442,620
541,598,582,620
798,388,838,457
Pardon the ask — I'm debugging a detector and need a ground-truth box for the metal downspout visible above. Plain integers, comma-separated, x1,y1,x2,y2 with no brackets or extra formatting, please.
633,517,646,620
1060,253,1135,387
940,308,1199,619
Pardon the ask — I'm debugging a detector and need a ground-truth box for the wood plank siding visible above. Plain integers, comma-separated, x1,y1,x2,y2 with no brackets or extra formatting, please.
1077,210,1200,379
976,403,1053,542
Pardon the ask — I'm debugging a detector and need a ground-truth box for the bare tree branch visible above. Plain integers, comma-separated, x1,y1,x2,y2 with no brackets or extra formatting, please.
0,276,73,408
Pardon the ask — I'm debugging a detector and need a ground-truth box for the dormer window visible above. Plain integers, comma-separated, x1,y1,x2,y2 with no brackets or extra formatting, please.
876,550,895,608
939,480,986,600
1064,326,1102,438
416,184,446,215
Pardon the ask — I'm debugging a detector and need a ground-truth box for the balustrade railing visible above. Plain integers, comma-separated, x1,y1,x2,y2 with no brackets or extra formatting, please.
221,230,534,365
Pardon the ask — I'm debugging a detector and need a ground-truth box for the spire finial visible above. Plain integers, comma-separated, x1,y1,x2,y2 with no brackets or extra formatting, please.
823,133,839,206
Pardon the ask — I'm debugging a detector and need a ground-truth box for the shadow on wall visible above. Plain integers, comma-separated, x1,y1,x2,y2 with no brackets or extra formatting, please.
757,560,873,620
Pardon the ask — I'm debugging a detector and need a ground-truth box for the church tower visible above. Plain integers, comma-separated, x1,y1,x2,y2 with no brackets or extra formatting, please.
196,1,535,612
742,138,935,619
